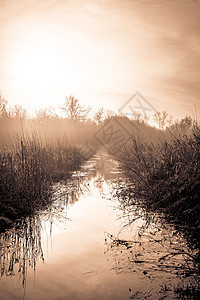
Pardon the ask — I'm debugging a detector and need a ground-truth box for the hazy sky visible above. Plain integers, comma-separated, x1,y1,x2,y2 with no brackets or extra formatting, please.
0,0,200,119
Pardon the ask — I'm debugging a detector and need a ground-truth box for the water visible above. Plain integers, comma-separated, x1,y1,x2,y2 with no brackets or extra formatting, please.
0,153,198,299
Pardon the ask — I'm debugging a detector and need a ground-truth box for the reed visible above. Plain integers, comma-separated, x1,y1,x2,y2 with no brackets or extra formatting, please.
0,216,44,287
0,137,86,228
117,126,200,249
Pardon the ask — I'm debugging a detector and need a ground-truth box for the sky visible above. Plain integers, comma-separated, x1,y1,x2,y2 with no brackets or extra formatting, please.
0,0,200,120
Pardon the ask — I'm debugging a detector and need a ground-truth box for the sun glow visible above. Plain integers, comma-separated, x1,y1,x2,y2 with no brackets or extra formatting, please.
11,41,66,91
6,29,99,112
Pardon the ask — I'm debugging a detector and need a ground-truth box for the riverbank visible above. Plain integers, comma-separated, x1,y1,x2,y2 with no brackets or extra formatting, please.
0,138,87,230
116,126,200,252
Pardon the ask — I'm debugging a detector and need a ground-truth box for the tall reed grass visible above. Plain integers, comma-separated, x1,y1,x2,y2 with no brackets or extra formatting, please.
117,126,200,249
0,138,86,229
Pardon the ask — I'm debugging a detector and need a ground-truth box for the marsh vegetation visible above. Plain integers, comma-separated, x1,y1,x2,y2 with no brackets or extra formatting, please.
1,153,199,299
0,94,200,299
0,95,97,229
115,126,200,250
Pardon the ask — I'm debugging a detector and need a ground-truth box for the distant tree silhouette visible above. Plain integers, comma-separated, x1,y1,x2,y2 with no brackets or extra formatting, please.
179,115,193,130
154,111,173,129
61,95,90,121
169,115,193,135
34,108,52,121
94,107,105,124
0,94,9,118
34,106,59,122
11,105,27,121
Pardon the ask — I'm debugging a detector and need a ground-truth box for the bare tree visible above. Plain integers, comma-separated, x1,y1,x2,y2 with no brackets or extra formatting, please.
34,108,52,121
61,95,90,121
94,107,105,124
34,106,60,121
154,111,173,129
11,105,28,121
0,93,9,118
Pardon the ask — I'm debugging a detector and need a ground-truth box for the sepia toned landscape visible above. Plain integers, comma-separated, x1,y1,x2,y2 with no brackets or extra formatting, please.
0,1,200,299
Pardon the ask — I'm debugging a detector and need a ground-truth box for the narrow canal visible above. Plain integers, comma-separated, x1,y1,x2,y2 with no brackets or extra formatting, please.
0,153,198,299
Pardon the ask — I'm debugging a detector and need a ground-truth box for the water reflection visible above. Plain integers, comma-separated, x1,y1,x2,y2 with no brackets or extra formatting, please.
0,153,199,299
0,216,43,287
0,153,117,289
107,181,200,297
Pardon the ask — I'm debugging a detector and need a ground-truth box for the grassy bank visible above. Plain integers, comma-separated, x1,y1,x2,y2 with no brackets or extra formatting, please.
117,126,200,250
0,138,86,230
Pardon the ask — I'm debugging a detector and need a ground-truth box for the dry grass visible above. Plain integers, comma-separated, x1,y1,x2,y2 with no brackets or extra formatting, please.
0,138,87,228
117,126,200,250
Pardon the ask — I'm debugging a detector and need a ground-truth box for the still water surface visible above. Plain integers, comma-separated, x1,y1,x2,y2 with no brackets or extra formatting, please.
0,154,198,299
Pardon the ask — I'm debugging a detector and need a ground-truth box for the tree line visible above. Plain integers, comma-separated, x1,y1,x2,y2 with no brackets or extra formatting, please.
0,93,196,133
